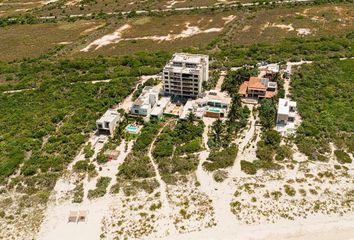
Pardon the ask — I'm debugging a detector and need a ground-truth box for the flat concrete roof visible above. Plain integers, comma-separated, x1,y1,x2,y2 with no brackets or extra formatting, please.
97,109,120,123
171,53,208,64
278,98,297,115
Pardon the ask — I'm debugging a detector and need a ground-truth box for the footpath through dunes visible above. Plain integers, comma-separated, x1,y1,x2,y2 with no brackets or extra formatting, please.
195,105,258,230
146,121,176,237
37,74,159,240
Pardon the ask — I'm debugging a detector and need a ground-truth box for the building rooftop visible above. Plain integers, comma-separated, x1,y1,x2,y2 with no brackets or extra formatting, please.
259,63,280,73
133,86,158,106
197,90,231,105
278,98,297,115
151,97,171,116
97,109,120,123
171,53,209,64
180,100,196,119
248,77,267,90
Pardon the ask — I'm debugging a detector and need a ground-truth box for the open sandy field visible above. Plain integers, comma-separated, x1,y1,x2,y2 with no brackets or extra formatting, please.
226,4,354,44
0,20,105,61
72,12,237,57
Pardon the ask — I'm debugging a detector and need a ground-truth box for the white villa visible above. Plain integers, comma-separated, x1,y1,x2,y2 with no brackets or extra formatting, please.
96,109,121,135
179,90,231,119
196,90,231,118
259,63,280,74
151,97,171,119
276,98,297,125
131,86,159,117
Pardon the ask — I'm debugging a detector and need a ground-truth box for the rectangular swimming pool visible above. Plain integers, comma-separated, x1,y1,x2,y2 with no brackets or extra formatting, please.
126,125,139,134
207,107,221,113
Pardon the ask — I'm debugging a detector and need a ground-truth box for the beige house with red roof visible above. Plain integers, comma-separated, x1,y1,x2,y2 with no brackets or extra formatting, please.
239,77,277,99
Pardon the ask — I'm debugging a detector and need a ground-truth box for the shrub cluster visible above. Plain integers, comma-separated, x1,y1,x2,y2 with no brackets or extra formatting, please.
87,176,111,199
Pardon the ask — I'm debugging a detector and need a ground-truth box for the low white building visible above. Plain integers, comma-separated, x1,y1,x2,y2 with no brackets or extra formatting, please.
131,86,158,117
276,98,297,125
259,63,280,74
180,100,204,120
151,97,171,119
96,109,121,135
196,90,231,118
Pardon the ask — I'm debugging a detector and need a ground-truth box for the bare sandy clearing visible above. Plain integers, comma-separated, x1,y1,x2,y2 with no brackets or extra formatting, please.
81,24,131,52
165,0,186,9
296,28,312,35
81,15,235,52
222,15,236,24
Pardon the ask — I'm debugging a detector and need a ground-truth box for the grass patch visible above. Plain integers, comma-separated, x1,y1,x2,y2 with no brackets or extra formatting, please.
87,176,111,199
334,150,352,164
292,59,354,160
203,144,238,171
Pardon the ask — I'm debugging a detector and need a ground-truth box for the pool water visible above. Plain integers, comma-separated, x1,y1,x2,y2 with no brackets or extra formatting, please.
126,125,139,133
207,107,221,113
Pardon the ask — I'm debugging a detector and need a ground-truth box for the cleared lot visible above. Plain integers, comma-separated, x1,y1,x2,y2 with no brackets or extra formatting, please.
73,12,237,56
226,4,354,44
0,20,105,61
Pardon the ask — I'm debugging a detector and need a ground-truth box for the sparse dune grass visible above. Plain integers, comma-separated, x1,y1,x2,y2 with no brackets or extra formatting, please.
74,12,237,57
226,4,354,45
0,20,105,61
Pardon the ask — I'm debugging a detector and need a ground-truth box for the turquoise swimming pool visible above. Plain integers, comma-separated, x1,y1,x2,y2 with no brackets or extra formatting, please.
207,107,221,113
126,125,139,133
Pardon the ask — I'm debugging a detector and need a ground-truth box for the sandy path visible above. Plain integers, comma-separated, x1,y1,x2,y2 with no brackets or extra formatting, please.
38,0,315,19
196,118,237,229
159,213,354,240
37,74,159,240
215,70,226,91
147,121,176,236
38,138,134,240
230,105,257,176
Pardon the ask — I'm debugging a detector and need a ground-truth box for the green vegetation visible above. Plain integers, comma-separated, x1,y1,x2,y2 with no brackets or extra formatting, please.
334,150,352,164
117,121,161,180
284,184,296,197
222,67,259,96
72,183,84,203
242,130,283,175
292,59,353,161
258,99,276,130
203,145,238,171
0,52,169,92
214,32,354,67
84,143,94,159
87,176,111,199
208,95,250,149
120,179,159,196
0,77,135,189
213,170,228,182
152,119,204,183
0,14,54,28
240,160,257,175
73,160,97,178
203,70,220,91
133,78,160,100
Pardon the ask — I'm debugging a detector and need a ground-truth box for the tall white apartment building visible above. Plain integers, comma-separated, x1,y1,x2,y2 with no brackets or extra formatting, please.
163,53,209,98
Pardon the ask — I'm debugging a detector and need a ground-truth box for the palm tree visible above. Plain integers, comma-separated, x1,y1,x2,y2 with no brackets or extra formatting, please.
187,111,197,123
228,94,241,122
212,118,223,144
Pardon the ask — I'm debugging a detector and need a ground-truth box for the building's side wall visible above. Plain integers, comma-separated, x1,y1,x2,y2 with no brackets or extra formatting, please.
277,113,289,124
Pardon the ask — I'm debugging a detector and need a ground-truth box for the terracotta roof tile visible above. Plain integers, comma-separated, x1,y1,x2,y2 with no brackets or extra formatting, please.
238,81,248,95
248,77,267,90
